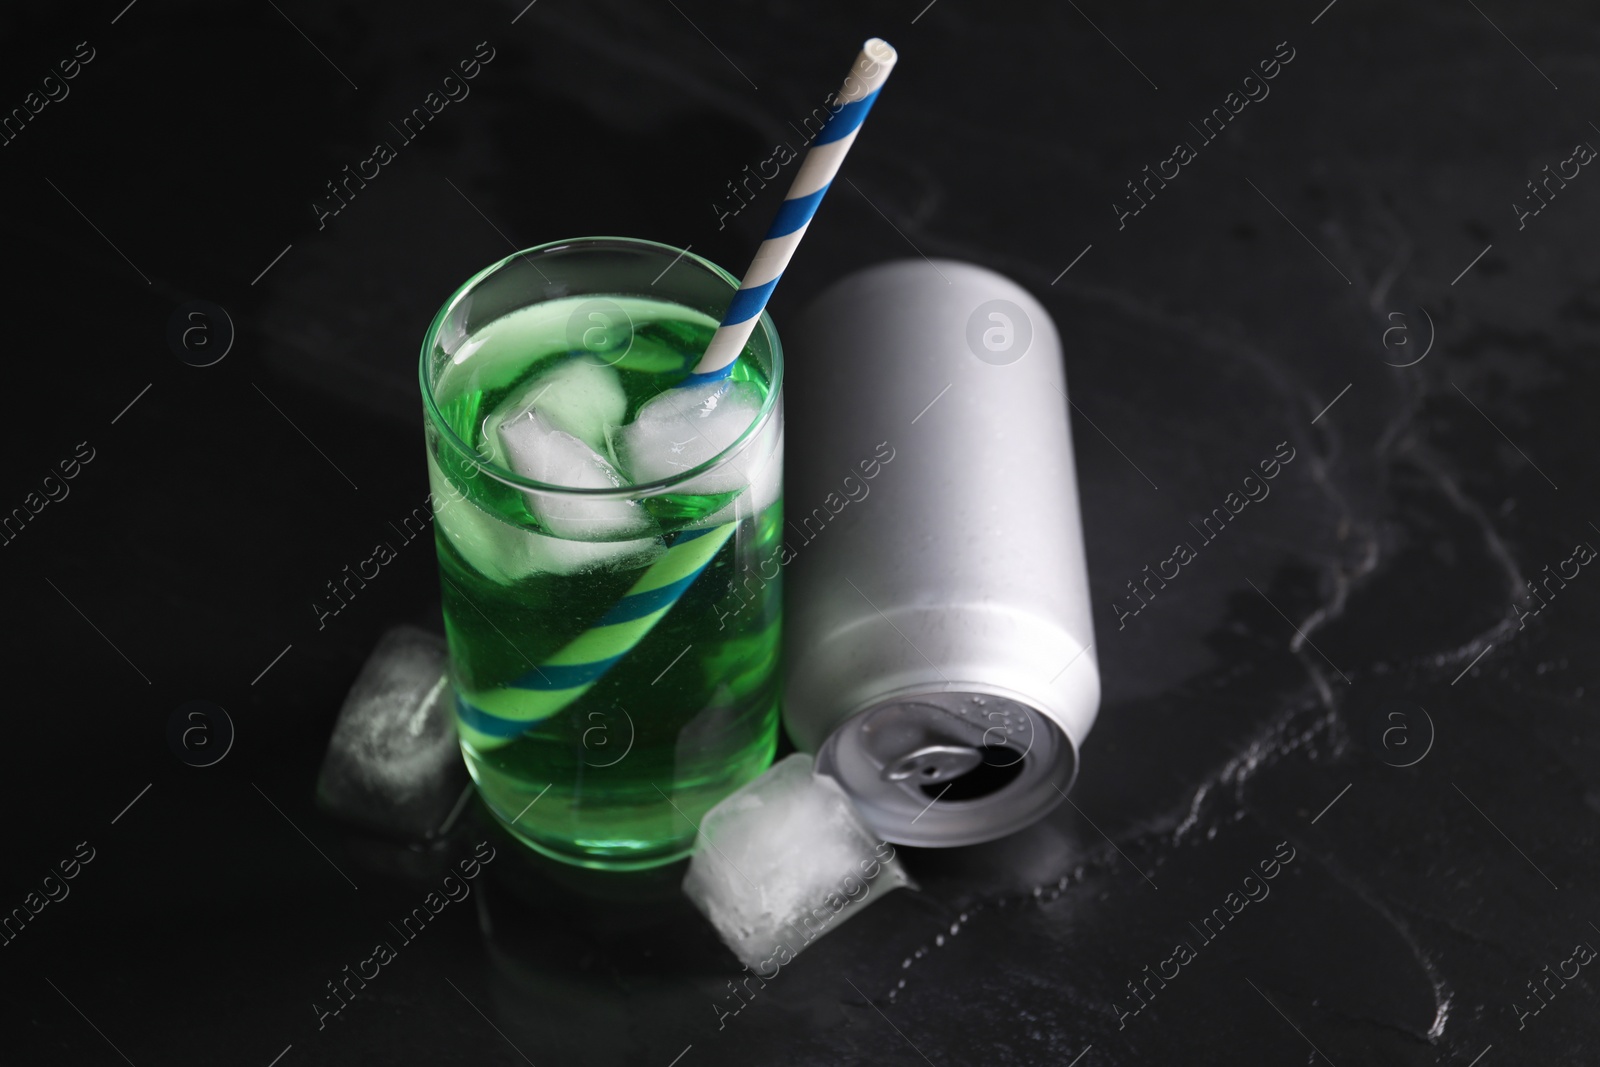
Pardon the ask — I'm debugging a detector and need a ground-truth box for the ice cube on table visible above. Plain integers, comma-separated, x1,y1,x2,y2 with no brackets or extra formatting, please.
619,379,765,494
484,357,626,454
496,409,658,541
682,753,914,970
316,625,469,842
428,451,666,581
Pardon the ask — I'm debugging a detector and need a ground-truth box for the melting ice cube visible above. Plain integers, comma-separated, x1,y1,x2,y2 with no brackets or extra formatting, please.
486,357,627,454
428,451,665,581
619,379,764,494
315,625,469,842
682,753,914,969
496,409,658,541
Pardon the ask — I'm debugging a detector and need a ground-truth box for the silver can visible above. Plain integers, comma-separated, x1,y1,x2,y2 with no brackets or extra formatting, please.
782,259,1100,847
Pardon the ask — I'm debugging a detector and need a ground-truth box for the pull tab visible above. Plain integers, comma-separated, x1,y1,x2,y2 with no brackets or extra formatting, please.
884,744,985,784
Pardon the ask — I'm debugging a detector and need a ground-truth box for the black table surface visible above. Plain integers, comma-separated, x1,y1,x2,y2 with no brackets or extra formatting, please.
4,1,1597,1064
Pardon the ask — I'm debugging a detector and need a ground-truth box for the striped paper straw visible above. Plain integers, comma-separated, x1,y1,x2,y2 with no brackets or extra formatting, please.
454,38,897,752
684,36,899,384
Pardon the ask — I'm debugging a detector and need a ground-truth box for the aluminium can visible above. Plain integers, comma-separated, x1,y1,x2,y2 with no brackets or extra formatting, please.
781,258,1100,847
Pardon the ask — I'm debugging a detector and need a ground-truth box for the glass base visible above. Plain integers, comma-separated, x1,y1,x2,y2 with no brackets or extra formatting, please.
459,707,779,872
497,817,695,871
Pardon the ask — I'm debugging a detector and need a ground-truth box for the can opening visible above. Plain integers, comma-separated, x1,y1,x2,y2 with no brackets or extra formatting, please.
919,748,1025,801
814,689,1077,847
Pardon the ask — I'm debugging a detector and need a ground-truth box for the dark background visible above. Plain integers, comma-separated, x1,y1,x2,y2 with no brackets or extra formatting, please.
2,0,1597,1064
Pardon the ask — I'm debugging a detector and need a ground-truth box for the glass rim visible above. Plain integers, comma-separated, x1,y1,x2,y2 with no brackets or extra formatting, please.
419,236,783,499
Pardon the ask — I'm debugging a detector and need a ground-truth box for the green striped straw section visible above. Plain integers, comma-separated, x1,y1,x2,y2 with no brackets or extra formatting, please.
456,523,734,752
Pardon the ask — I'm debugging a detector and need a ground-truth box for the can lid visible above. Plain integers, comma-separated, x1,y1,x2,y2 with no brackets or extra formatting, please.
814,688,1076,847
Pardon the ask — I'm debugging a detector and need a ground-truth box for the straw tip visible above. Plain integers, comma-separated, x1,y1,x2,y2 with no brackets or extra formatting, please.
863,37,898,65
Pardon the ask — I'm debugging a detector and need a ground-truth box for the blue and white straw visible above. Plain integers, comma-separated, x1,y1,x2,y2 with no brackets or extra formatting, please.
685,37,899,384
455,39,899,758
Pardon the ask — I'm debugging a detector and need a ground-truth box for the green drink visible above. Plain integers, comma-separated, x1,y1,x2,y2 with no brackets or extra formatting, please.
420,239,783,870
